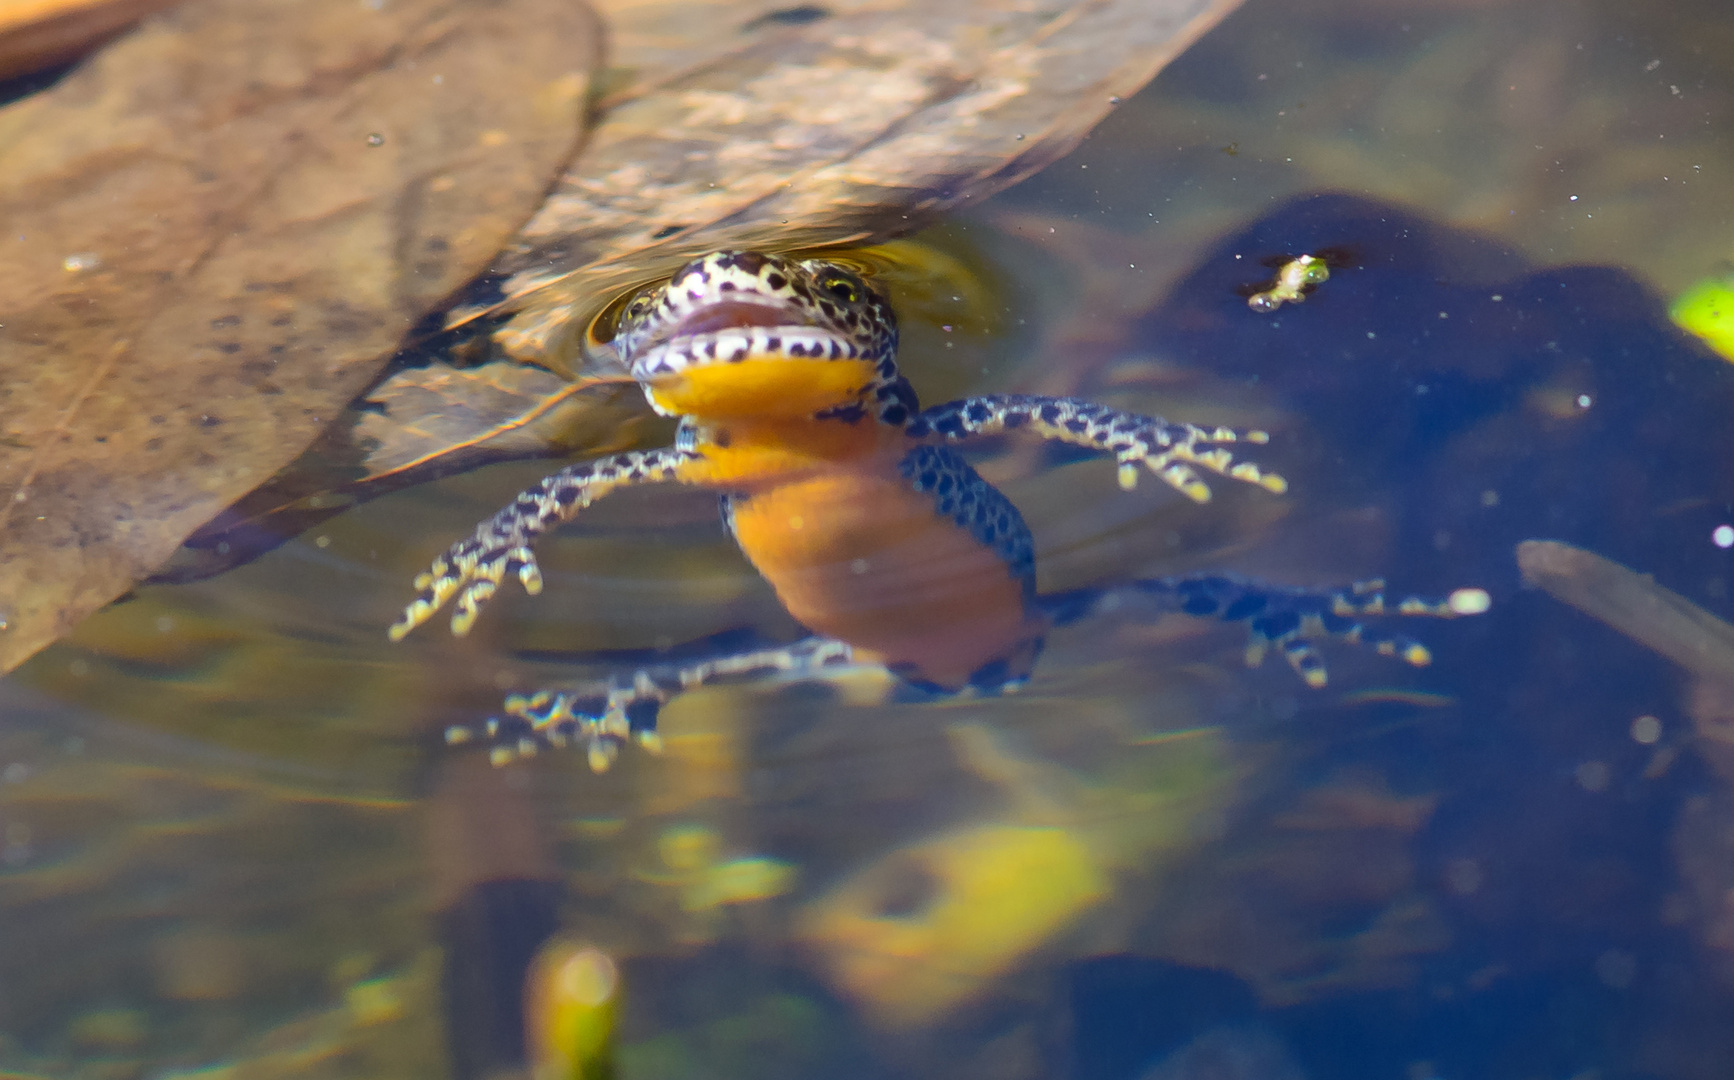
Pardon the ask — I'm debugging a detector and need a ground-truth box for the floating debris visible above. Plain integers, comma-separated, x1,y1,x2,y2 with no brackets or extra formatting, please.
1515,539,1734,685
1516,539,1734,783
1247,253,1330,312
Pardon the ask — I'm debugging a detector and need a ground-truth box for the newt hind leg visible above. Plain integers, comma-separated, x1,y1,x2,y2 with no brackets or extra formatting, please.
1039,574,1487,688
905,394,1287,503
452,636,861,771
450,630,1049,770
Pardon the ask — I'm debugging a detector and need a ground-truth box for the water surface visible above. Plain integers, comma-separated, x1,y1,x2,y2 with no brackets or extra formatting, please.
5,0,1734,1077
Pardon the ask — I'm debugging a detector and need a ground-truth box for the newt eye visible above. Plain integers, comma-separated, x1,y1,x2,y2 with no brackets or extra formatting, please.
819,273,862,304
625,295,651,318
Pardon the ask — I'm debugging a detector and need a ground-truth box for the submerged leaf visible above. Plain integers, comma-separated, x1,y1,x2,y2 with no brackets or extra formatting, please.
0,0,598,672
475,0,1248,372
150,363,653,586
358,363,647,479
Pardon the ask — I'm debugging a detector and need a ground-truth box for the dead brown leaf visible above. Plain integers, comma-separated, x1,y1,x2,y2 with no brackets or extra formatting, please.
472,0,1247,372
148,362,656,585
0,0,598,673
356,363,648,480
592,0,856,102
0,0,180,80
120,0,1245,599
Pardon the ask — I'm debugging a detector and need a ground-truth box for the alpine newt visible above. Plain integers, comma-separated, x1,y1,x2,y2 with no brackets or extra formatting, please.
391,251,1482,769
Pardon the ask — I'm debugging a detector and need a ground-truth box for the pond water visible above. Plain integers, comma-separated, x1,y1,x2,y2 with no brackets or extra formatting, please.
4,0,1734,1077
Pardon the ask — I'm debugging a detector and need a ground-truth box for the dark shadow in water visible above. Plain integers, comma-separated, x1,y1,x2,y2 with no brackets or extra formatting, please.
1088,191,1734,1080
1068,957,1261,1079
1142,191,1734,596
438,879,561,1080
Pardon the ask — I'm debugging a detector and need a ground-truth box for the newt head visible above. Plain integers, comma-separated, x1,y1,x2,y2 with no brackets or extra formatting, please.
613,250,901,421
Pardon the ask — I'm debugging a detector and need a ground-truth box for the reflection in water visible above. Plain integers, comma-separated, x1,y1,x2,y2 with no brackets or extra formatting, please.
795,722,1230,1028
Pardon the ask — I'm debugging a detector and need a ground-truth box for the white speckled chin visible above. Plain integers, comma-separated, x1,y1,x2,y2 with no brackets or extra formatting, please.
628,325,865,380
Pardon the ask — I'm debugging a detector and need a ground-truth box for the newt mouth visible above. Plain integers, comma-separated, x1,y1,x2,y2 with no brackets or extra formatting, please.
631,325,862,378
667,299,802,339
631,296,862,379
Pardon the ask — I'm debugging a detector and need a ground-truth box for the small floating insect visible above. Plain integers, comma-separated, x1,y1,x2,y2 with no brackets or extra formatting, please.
1244,252,1333,312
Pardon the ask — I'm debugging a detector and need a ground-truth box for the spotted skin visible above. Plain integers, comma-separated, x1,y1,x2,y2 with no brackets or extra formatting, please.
390,448,696,640
898,444,1035,598
1037,576,1450,690
612,249,914,421
392,250,1480,768
906,395,1288,504
462,637,858,772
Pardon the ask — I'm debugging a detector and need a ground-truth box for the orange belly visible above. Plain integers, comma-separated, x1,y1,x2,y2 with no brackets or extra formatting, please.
725,465,1040,690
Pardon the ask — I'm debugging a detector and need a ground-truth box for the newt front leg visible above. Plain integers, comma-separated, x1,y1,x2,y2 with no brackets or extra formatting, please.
905,395,1287,503
391,447,698,640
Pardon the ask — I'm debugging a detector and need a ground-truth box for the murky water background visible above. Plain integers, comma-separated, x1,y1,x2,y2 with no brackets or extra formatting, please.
5,0,1734,1076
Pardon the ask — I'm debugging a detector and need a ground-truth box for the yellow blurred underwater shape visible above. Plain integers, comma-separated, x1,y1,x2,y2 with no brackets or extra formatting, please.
796,822,1109,1028
1670,272,1734,363
796,721,1235,1027
641,822,798,913
525,939,620,1080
